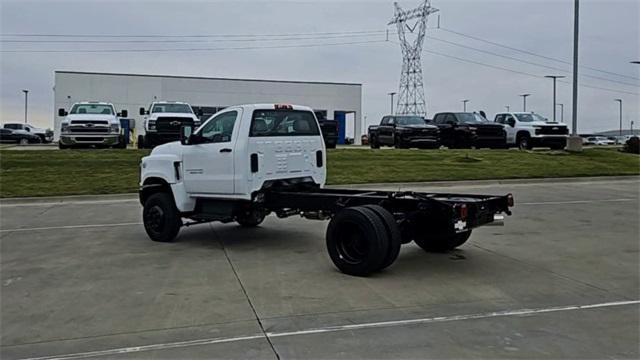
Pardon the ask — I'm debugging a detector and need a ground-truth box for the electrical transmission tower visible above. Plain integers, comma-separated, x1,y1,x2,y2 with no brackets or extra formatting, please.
389,0,438,116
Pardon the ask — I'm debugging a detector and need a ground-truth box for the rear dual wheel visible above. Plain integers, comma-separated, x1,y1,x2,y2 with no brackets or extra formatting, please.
326,205,401,276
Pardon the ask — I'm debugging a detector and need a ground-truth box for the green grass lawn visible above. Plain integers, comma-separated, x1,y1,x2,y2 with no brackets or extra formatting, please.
0,148,638,198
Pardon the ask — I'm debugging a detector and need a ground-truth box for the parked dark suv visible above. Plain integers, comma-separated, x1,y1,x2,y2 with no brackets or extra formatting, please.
432,112,506,149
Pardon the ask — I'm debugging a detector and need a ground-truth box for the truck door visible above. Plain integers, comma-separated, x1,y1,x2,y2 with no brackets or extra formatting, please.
436,113,456,148
182,109,241,195
503,114,517,144
378,116,394,145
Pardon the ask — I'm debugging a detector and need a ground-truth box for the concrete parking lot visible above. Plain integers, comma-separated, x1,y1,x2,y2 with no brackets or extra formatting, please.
1,177,638,359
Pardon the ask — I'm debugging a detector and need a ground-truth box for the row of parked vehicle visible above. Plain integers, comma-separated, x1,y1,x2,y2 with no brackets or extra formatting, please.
366,111,569,150
0,123,53,145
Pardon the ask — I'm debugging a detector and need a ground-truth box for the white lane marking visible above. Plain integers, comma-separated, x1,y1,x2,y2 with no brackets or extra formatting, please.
19,300,640,360
0,199,138,208
0,222,142,233
20,335,265,360
519,198,635,205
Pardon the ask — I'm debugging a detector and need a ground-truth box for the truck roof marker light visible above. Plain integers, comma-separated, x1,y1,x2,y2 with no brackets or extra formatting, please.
275,104,293,110
507,193,514,207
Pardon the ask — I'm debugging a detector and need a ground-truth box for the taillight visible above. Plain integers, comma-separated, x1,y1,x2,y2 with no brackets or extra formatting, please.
507,193,514,207
456,204,468,221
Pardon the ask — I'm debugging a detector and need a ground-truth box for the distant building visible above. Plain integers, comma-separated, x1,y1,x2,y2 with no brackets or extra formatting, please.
53,71,362,144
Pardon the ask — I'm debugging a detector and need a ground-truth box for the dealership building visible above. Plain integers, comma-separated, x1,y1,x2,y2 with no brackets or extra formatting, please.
53,71,363,144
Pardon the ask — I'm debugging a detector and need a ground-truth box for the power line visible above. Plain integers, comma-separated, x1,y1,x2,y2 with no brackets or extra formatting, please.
414,45,639,96
0,39,388,53
438,27,640,82
0,29,388,38
425,35,639,88
0,32,393,44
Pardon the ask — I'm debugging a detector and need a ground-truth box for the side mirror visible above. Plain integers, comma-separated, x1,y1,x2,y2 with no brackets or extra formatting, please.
180,125,194,145
119,110,128,118
58,108,67,117
139,107,146,116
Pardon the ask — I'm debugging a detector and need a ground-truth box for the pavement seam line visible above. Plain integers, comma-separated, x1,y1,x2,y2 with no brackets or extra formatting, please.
17,299,640,360
210,223,281,360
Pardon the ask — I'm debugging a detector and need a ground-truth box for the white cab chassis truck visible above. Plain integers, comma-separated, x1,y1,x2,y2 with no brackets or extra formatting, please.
58,102,127,149
140,104,514,276
494,112,569,150
138,101,202,149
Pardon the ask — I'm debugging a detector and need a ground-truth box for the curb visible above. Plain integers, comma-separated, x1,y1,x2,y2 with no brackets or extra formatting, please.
1,175,637,205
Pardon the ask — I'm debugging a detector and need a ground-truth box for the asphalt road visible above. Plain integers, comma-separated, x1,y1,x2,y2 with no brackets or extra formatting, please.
1,177,638,359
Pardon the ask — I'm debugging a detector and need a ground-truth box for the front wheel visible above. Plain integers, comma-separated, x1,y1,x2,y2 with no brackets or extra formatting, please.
369,136,380,149
236,209,266,227
143,192,182,242
517,135,532,150
414,230,472,252
19,138,29,145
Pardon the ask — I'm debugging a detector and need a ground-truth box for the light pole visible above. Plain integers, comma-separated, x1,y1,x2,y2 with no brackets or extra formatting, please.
614,99,622,137
505,105,510,112
22,90,29,124
545,75,565,123
567,0,582,151
556,103,564,123
388,92,396,114
462,99,469,112
519,94,530,111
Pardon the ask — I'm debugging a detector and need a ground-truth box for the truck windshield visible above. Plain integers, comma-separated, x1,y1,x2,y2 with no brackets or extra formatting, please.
250,110,320,137
152,104,192,113
456,113,488,124
396,116,426,125
70,104,114,115
515,113,546,122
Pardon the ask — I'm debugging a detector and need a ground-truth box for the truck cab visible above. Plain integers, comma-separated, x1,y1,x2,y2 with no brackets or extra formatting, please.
138,101,201,149
58,102,127,149
140,104,325,211
494,112,568,150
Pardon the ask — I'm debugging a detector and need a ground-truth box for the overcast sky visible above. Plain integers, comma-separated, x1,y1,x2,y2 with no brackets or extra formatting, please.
1,0,638,133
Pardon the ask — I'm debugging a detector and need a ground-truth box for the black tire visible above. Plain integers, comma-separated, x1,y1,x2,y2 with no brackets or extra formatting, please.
326,206,390,276
394,136,408,149
115,135,127,149
517,135,532,150
370,137,380,149
58,142,69,149
143,192,182,242
362,205,402,270
137,135,145,149
236,209,266,227
414,230,472,252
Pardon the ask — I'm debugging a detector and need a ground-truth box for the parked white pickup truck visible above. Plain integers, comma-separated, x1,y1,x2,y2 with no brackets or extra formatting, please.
58,102,127,149
139,103,513,276
138,101,201,149
494,112,568,150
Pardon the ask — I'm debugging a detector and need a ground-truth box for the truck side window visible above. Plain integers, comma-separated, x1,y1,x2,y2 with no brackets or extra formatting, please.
495,115,504,124
381,116,390,125
445,114,457,125
199,111,237,143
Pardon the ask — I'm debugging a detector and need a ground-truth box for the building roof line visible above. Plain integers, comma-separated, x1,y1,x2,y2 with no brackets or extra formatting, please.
54,70,362,87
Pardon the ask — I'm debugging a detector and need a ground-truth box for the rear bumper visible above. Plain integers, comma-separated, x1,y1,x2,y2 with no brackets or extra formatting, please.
60,134,119,145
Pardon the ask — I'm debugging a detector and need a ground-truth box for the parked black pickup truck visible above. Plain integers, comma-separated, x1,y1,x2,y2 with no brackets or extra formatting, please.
432,112,506,149
368,115,439,149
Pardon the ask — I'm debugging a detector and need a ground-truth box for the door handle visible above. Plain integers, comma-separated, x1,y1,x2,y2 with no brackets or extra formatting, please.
220,148,232,153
